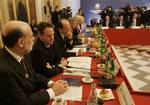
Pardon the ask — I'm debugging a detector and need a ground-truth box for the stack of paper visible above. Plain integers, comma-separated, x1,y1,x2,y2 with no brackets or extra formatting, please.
116,26,124,29
74,44,88,48
55,86,82,101
67,57,92,70
67,48,86,53
63,57,92,76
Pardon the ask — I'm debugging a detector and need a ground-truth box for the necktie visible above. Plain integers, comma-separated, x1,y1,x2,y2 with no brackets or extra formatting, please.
20,58,29,78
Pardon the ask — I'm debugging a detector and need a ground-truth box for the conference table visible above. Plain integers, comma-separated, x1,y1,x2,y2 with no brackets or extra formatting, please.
104,28,150,105
47,28,150,105
47,53,121,105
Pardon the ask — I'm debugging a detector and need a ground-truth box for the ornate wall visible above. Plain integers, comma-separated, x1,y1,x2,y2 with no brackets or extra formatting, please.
29,0,36,22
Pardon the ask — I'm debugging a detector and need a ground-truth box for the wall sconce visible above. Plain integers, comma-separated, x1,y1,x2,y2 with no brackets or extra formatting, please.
95,3,100,10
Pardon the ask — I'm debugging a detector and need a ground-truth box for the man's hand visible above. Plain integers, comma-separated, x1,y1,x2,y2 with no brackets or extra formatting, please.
52,80,68,96
66,31,73,40
77,48,86,56
59,58,68,67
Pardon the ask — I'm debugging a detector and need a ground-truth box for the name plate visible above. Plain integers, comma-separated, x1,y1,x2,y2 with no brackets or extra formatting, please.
102,27,109,29
116,82,135,105
116,26,124,29
131,26,141,29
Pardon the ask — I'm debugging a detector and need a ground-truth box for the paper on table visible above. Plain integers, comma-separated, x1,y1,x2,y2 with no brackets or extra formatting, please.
63,67,90,76
131,26,141,29
63,72,88,76
116,26,124,29
102,27,109,29
67,48,86,53
67,62,91,69
74,44,88,48
65,57,91,76
55,86,82,101
64,67,90,72
68,57,92,63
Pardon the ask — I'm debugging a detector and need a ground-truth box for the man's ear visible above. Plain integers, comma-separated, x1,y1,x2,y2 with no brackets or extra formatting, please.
18,38,24,48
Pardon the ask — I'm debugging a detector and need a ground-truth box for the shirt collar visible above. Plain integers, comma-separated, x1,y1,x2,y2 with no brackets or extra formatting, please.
5,46,22,62
45,44,50,48
60,32,65,40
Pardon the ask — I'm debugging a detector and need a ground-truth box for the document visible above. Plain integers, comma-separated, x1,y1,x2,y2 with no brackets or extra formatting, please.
61,77,81,86
63,67,90,76
67,48,86,53
67,62,91,69
55,86,83,101
67,57,92,69
68,56,91,63
102,27,109,29
131,26,140,29
74,44,88,48
116,26,124,29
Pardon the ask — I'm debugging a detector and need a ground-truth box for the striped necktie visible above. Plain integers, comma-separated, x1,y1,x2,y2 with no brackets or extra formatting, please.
20,58,29,78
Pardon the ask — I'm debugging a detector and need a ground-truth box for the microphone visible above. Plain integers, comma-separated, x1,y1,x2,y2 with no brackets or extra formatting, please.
66,65,91,71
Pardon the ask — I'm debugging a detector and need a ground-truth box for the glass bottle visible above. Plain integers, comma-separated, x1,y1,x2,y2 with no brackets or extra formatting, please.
87,83,98,105
99,31,107,64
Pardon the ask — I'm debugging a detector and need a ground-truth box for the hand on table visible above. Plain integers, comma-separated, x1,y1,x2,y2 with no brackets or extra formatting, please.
52,80,68,96
77,48,86,56
59,58,68,67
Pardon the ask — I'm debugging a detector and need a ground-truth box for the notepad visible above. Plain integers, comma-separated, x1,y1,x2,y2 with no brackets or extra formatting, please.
55,86,82,101
61,77,81,86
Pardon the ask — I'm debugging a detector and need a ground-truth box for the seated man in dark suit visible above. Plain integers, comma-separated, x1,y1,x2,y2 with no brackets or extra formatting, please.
30,22,67,78
115,13,125,27
51,5,62,27
0,20,68,105
101,14,115,28
55,19,84,58
129,12,141,27
68,16,82,45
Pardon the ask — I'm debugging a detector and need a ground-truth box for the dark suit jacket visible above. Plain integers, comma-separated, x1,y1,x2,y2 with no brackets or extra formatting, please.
115,19,125,27
101,19,115,28
0,48,50,105
129,19,141,27
51,11,60,27
30,38,63,78
140,10,150,25
72,28,82,45
30,24,37,36
54,30,76,57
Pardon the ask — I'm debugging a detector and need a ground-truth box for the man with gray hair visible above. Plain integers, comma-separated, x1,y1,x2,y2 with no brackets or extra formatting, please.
0,20,68,105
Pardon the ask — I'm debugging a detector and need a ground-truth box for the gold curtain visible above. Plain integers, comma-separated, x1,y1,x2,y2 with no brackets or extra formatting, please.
0,32,4,49
53,0,60,8
0,6,3,49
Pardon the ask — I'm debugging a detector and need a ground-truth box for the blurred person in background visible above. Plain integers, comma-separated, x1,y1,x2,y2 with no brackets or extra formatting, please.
51,5,62,27
76,8,85,17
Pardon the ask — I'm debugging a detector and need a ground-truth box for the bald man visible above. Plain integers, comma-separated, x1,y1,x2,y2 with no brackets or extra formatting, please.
54,19,76,57
0,21,68,105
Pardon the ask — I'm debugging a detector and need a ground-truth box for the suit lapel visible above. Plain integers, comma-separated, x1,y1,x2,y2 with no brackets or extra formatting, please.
57,32,66,48
2,48,33,82
2,48,27,78
23,55,35,82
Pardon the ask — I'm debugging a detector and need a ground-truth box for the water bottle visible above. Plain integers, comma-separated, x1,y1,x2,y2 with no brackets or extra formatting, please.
87,83,98,105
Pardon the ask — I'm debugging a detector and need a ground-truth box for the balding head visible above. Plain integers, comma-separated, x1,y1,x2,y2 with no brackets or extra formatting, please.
3,20,30,37
57,19,71,35
2,21,34,57
74,15,85,25
68,17,77,29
